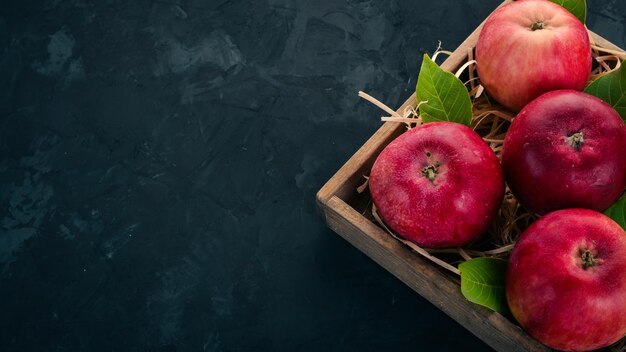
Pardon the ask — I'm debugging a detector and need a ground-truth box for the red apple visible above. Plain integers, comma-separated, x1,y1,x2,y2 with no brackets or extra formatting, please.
506,209,626,351
502,90,626,215
369,122,504,248
475,0,591,111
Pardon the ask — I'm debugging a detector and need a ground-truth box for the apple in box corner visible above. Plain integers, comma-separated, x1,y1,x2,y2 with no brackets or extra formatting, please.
475,0,591,111
369,122,504,248
506,209,626,351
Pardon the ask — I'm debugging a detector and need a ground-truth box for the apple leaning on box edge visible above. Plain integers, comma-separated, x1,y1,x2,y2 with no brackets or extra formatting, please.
475,0,591,112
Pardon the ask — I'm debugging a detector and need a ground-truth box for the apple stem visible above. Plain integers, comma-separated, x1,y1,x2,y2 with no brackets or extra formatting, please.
530,21,545,31
581,250,596,269
567,132,584,150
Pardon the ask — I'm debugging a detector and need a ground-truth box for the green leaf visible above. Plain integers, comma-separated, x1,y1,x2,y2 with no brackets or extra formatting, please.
458,257,509,314
604,196,626,231
549,0,586,24
416,54,472,126
584,60,626,122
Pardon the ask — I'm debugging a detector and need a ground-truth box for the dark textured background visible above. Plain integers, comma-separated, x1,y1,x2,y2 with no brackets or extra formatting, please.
1,0,624,351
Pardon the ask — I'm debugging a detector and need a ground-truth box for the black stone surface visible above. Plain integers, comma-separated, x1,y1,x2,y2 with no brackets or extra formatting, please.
0,1,624,351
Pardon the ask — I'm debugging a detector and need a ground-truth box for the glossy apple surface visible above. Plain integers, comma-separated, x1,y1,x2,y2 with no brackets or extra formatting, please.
506,209,626,351
369,122,504,248
502,90,626,215
475,0,591,111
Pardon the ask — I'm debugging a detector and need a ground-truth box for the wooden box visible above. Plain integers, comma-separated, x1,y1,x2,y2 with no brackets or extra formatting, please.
316,1,624,351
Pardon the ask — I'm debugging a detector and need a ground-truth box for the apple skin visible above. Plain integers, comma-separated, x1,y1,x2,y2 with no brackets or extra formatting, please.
506,209,626,351
475,0,591,111
501,90,626,215
369,122,504,248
